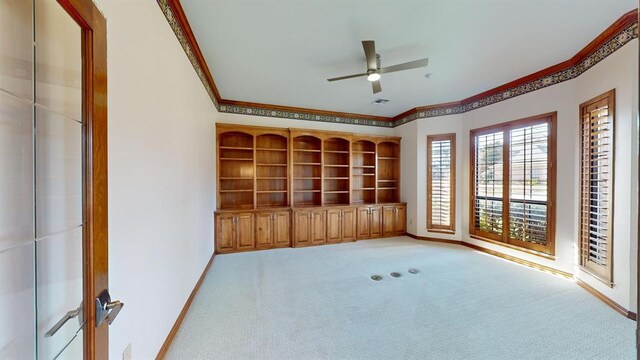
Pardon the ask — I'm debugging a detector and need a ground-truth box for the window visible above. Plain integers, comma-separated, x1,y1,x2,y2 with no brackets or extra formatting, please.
470,113,557,255
427,134,455,232
579,90,615,285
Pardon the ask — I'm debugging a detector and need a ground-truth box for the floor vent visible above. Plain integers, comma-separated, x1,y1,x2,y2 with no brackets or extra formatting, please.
371,275,383,281
390,272,402,278
408,268,420,274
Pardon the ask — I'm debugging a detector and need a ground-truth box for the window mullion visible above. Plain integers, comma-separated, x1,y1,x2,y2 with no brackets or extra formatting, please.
502,127,510,243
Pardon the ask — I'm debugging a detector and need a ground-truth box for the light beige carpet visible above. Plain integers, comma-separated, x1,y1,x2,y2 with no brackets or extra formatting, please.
166,237,635,360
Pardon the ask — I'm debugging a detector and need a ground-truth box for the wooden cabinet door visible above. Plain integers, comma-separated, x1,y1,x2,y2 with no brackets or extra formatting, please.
310,210,326,244
356,207,371,239
326,209,342,243
236,212,255,250
341,207,356,242
370,206,383,238
395,206,406,234
382,206,395,236
255,212,273,249
215,214,236,253
273,211,290,248
293,210,311,246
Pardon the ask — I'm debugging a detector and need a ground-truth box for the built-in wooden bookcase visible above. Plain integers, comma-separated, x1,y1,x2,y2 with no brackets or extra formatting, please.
255,130,289,208
292,134,322,206
218,131,255,209
352,139,376,204
377,141,400,203
323,137,351,205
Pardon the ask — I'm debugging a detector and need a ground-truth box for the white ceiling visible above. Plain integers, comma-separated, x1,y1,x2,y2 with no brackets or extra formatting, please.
181,0,636,117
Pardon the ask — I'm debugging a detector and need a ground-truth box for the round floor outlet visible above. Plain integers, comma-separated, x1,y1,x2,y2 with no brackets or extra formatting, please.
408,269,420,274
390,272,402,278
371,275,383,281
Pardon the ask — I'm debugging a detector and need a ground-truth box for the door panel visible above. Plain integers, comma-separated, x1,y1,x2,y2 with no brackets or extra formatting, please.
395,206,406,234
370,206,382,238
216,215,235,252
35,108,83,237
342,208,356,242
255,212,272,248
36,227,83,360
310,210,326,244
236,213,255,250
0,0,33,100
35,0,82,123
0,92,33,250
382,206,395,236
326,209,342,243
356,207,370,239
293,211,310,246
273,211,290,247
0,243,35,360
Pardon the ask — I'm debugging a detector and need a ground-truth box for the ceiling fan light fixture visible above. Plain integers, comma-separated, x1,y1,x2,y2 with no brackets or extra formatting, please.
367,72,381,82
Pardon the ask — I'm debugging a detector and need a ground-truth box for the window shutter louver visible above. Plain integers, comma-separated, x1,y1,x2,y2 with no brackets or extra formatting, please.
579,90,614,284
473,131,504,237
427,134,455,232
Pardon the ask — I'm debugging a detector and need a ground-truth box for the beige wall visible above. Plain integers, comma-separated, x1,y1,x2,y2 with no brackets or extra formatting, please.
94,1,217,359
396,39,638,311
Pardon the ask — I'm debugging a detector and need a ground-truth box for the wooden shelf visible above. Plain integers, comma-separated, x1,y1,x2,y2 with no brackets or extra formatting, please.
325,177,349,180
219,146,253,150
220,177,253,180
324,191,349,194
293,149,321,153
220,157,253,161
353,151,375,154
353,173,375,176
378,187,398,190
296,177,321,179
353,165,375,168
354,188,375,190
324,150,349,154
257,177,287,180
256,190,287,193
257,148,287,152
324,164,349,168
295,190,321,193
378,180,398,182
294,162,321,165
257,163,287,166
378,157,398,160
220,189,253,193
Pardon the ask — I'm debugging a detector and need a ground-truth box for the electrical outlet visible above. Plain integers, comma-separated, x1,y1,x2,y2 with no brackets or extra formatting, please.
122,344,132,360
409,219,413,225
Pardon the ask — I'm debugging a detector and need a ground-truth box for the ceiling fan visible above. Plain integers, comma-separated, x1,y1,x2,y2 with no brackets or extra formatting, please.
327,40,429,94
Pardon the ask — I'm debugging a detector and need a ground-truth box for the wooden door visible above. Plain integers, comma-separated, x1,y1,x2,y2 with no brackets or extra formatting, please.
342,208,356,242
216,214,236,252
326,208,342,243
310,210,326,244
356,206,371,239
236,213,255,250
382,206,396,236
255,212,273,249
370,206,383,238
395,206,407,234
293,210,311,246
273,211,290,247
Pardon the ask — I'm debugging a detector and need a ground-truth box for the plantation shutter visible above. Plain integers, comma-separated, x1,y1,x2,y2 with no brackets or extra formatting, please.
508,123,549,245
580,92,614,283
473,131,504,237
427,134,455,231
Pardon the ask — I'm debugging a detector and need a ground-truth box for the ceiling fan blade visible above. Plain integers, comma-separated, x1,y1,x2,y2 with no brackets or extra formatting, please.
379,58,429,74
372,80,382,94
362,40,377,70
327,73,368,82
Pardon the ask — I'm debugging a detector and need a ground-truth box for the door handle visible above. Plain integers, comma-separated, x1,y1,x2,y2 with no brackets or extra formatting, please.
96,289,124,326
45,302,83,337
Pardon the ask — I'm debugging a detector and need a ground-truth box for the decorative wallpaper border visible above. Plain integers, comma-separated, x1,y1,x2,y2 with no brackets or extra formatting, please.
158,0,637,129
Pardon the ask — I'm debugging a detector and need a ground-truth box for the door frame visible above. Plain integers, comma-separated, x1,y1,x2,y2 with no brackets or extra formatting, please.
56,1,108,359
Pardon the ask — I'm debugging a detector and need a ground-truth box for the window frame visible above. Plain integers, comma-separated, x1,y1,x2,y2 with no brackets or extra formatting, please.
578,89,615,286
469,112,557,257
427,133,456,233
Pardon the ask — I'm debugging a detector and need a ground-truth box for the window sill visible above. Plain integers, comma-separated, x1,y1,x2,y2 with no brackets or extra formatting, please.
468,234,555,260
427,228,455,235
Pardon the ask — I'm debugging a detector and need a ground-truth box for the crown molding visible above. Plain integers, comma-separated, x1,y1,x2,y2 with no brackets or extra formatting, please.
158,1,638,128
